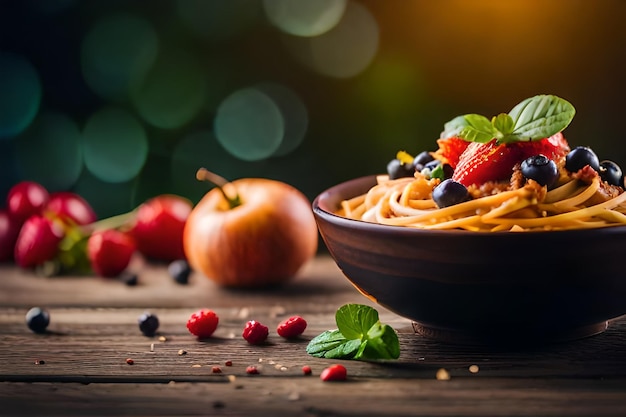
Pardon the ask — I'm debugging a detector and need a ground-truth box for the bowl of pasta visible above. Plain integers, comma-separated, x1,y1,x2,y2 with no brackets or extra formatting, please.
313,95,626,345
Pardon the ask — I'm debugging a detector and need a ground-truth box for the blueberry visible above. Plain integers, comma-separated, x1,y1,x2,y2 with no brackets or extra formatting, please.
565,146,600,172
599,160,624,187
386,158,415,180
413,151,434,166
432,179,470,208
138,312,159,336
521,154,559,188
168,259,192,285
26,307,50,334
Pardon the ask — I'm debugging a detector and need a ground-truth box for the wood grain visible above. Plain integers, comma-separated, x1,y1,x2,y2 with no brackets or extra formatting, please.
1,255,626,416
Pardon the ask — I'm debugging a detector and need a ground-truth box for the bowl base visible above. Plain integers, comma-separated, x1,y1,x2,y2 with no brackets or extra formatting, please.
411,320,609,346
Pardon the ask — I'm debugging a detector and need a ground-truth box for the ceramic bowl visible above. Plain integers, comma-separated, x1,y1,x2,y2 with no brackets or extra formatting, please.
313,175,626,345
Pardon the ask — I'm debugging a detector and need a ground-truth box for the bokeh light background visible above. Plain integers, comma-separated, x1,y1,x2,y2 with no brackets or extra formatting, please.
1,0,625,219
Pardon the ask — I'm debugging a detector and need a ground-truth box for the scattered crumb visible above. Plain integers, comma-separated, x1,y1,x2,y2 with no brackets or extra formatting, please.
178,349,187,356
227,375,237,383
159,336,167,342
469,364,480,374
191,364,202,368
150,343,154,352
436,368,450,380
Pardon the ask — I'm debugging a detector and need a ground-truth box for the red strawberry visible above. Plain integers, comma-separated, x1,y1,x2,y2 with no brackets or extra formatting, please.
87,229,136,277
14,215,65,268
0,209,21,262
130,195,192,262
434,136,471,169
452,132,570,187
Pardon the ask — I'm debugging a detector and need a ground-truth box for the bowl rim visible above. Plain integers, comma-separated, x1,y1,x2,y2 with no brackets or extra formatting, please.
312,174,626,237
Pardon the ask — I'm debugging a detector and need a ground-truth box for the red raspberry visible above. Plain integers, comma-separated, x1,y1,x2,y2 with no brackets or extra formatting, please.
242,320,268,345
14,215,64,268
302,365,312,375
276,315,307,339
320,364,347,381
87,229,136,277
186,309,219,339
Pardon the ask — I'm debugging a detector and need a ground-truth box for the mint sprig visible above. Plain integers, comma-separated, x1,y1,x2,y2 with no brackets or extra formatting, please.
306,304,400,361
441,94,576,144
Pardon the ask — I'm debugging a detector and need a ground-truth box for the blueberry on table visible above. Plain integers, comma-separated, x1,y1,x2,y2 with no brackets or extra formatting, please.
521,154,559,188
432,179,470,208
26,307,50,334
599,160,624,187
565,146,600,172
168,259,192,285
138,312,160,336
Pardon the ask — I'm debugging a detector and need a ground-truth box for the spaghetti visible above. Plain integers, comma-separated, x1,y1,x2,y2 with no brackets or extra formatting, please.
337,169,626,232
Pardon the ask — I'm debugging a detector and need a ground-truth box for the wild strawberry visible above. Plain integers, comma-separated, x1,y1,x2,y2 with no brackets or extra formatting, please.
0,209,21,262
451,133,570,187
46,191,97,226
186,309,219,339
242,320,269,345
7,181,49,224
276,315,307,339
14,215,64,268
130,194,192,262
87,229,136,277
434,136,470,169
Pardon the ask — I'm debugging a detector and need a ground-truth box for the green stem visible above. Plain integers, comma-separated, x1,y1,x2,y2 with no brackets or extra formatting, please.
196,168,242,209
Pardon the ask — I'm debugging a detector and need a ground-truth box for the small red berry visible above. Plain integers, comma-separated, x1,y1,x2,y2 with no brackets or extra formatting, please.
186,309,219,339
242,320,269,345
7,181,49,224
224,360,232,366
14,215,64,268
276,315,307,339
302,365,312,375
320,364,347,382
246,365,259,374
130,194,192,262
46,191,97,226
212,366,222,373
87,229,136,277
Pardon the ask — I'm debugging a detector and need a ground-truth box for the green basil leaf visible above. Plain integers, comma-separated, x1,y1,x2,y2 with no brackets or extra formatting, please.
492,113,515,136
336,304,379,340
440,115,469,139
306,329,360,359
458,114,500,143
504,94,575,143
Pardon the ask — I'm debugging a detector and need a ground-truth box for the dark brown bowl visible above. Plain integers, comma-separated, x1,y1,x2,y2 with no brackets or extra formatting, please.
313,175,626,345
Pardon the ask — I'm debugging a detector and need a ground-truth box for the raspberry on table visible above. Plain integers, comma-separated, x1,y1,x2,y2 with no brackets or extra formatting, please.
186,309,219,339
242,320,268,345
276,315,307,339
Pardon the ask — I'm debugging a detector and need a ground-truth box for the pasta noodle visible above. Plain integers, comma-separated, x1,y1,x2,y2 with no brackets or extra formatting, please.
337,172,626,232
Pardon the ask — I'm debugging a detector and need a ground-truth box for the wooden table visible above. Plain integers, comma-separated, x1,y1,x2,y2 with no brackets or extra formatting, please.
2,254,626,416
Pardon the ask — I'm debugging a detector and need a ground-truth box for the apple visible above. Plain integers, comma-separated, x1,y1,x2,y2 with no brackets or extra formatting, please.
183,168,318,288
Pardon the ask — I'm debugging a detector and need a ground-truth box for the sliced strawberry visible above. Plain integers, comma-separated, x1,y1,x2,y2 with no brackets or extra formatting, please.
434,136,470,169
452,133,570,187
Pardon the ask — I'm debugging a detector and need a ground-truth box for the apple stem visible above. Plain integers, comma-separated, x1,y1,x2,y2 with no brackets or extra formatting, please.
196,168,242,209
